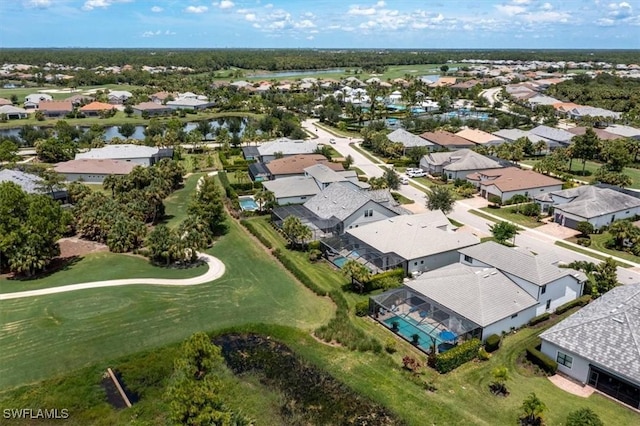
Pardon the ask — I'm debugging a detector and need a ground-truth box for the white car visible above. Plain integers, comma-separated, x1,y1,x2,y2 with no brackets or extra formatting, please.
329,138,336,144
408,169,426,178
400,177,409,185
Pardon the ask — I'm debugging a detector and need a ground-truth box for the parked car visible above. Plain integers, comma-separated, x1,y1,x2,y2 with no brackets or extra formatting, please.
400,177,409,185
408,169,426,178
329,138,336,144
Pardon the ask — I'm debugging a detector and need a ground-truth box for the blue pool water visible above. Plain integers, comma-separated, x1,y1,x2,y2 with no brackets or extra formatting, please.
333,256,348,268
384,315,444,351
239,197,258,211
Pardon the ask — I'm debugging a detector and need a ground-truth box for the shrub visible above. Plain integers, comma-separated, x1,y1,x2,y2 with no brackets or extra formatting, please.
271,248,327,297
528,312,551,326
488,194,502,206
525,344,558,375
307,240,321,251
230,182,262,191
308,249,322,262
520,203,541,217
354,300,369,317
555,295,591,315
384,338,397,354
402,356,422,374
576,221,594,237
484,334,501,353
432,339,482,373
368,268,404,290
477,347,491,361
505,194,528,205
565,408,604,426
576,237,591,247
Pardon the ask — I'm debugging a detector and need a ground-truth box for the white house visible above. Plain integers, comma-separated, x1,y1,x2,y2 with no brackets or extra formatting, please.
24,93,52,109
75,144,172,166
107,90,133,105
419,149,503,180
468,167,563,203
540,284,640,410
254,138,319,163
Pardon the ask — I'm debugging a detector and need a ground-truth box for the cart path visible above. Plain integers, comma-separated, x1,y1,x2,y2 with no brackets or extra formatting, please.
0,253,225,301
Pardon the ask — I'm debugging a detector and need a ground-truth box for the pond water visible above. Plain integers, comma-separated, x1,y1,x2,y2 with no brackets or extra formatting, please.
249,68,345,78
0,116,249,143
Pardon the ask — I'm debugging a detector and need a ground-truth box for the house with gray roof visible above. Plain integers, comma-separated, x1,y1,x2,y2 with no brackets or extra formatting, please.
271,182,407,239
323,211,480,275
419,149,503,180
458,241,586,316
0,105,28,119
605,124,640,140
75,144,172,166
0,169,66,200
535,185,640,230
540,284,640,409
530,125,575,147
386,129,435,154
253,138,319,163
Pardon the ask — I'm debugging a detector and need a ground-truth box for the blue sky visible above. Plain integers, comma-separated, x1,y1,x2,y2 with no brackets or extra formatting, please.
1,0,639,49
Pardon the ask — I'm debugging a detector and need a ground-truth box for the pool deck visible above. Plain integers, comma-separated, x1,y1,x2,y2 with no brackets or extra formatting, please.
548,374,594,398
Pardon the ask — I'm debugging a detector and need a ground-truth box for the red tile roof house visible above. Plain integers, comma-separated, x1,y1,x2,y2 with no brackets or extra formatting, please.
467,167,563,204
54,159,137,184
419,130,476,151
132,102,172,117
37,100,73,118
80,101,117,117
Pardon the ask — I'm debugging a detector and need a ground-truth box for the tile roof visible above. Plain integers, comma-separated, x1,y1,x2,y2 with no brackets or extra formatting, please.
423,149,503,171
387,129,434,148
0,98,12,106
419,130,476,148
0,169,44,193
458,241,585,286
133,102,171,111
54,159,137,175
550,186,640,219
346,212,479,261
80,101,115,111
605,124,640,139
530,125,574,143
540,284,640,385
37,100,73,112
477,167,562,192
455,128,505,145
566,127,622,141
265,154,343,175
262,176,322,199
407,263,538,327
257,138,318,156
304,164,353,184
75,144,159,160
0,105,27,114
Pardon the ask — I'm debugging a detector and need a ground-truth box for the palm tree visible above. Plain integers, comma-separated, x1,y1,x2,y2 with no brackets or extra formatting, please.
341,259,371,293
607,220,639,249
520,393,546,426
254,189,275,212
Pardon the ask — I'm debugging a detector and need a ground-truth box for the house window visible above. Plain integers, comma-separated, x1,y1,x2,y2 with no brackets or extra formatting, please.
546,300,551,310
464,255,473,263
541,285,547,295
511,313,518,319
420,260,424,264
414,262,418,266
557,352,573,368
364,209,373,217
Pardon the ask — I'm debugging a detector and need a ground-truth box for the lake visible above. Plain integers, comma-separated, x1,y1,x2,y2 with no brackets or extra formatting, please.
249,68,344,78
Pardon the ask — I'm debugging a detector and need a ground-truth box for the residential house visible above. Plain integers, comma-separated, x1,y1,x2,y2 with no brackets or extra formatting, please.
247,162,271,182
65,94,94,107
540,284,640,410
468,167,563,203
323,210,480,275
566,127,621,141
107,90,133,105
241,146,260,161
0,169,67,201
80,101,117,117
455,128,505,146
370,241,585,352
132,102,172,117
420,149,503,180
567,106,621,121
271,182,407,239
493,129,549,145
263,154,344,180
535,185,640,230
0,98,13,106
0,105,28,119
149,91,175,104
387,129,435,154
529,125,575,148
605,124,640,140
166,97,214,110
247,138,319,163
24,93,52,109
37,101,73,118
75,144,173,166
419,130,476,151
54,159,137,183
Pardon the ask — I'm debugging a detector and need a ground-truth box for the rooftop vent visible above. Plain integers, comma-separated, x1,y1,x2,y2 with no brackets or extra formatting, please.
612,317,624,324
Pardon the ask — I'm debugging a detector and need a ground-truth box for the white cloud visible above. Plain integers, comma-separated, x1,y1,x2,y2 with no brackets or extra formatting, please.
348,6,376,16
294,19,316,29
24,0,51,8
306,35,314,40
244,13,257,21
82,0,130,11
185,5,208,14
217,0,235,9
495,4,527,16
151,6,163,13
608,1,633,19
142,29,175,37
512,0,531,4
541,2,553,11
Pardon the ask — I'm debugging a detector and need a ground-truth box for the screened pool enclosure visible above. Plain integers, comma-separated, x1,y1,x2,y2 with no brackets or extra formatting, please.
370,287,482,354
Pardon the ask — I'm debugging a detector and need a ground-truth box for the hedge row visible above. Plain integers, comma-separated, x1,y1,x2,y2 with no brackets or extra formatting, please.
217,171,238,200
240,220,273,249
272,248,328,297
386,159,416,167
433,338,482,374
528,312,551,326
230,182,262,191
368,268,404,288
526,343,558,375
484,334,501,353
555,295,591,315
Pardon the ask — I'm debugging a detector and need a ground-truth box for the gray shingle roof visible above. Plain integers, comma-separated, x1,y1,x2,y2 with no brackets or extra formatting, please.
304,164,346,184
75,144,159,160
387,129,434,148
346,212,480,260
257,138,318,156
423,149,503,172
303,183,402,221
551,186,640,219
262,177,321,199
530,125,574,143
407,263,538,327
0,169,44,193
458,241,585,286
540,284,640,385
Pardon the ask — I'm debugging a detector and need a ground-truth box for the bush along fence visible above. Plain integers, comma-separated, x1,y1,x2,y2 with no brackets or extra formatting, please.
240,219,273,249
554,295,591,315
430,339,482,374
525,341,558,375
484,334,501,353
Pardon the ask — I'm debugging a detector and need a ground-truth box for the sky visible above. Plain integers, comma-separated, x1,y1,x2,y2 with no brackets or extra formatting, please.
1,0,639,49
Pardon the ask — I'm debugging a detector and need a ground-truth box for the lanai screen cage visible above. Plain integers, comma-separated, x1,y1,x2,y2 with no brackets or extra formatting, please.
271,205,339,240
320,233,405,274
370,287,482,354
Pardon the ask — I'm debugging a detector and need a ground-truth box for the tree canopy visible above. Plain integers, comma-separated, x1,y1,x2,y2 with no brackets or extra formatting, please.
426,186,455,215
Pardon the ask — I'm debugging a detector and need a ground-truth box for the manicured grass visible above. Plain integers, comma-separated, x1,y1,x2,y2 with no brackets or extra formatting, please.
391,191,415,205
349,143,384,164
479,206,544,228
0,219,335,390
521,159,640,189
568,232,640,265
449,218,464,227
314,121,362,139
0,252,207,294
163,173,203,228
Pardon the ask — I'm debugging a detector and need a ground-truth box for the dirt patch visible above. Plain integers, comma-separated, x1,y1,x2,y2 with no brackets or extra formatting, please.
58,237,108,258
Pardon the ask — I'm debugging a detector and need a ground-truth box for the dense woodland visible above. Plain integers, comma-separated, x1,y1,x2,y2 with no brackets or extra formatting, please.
1,49,639,71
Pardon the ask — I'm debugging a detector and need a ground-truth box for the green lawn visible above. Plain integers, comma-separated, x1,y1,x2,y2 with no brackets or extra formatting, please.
0,219,335,390
163,173,203,228
522,159,640,189
479,205,544,228
0,252,207,294
554,241,633,268
568,232,640,265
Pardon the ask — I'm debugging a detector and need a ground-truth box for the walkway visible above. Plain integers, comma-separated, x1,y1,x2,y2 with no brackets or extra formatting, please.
548,374,594,398
0,253,225,301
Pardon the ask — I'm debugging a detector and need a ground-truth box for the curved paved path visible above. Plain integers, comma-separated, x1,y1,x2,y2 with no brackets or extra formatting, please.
0,253,225,301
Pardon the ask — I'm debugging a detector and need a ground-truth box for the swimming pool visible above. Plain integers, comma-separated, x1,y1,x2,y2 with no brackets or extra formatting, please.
333,256,348,268
238,196,258,211
383,315,443,351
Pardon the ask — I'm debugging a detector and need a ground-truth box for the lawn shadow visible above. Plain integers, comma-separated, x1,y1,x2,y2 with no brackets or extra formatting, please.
7,255,83,281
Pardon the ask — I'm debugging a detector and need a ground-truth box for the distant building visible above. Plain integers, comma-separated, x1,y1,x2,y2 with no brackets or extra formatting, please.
75,144,172,166
0,169,67,201
54,159,137,183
